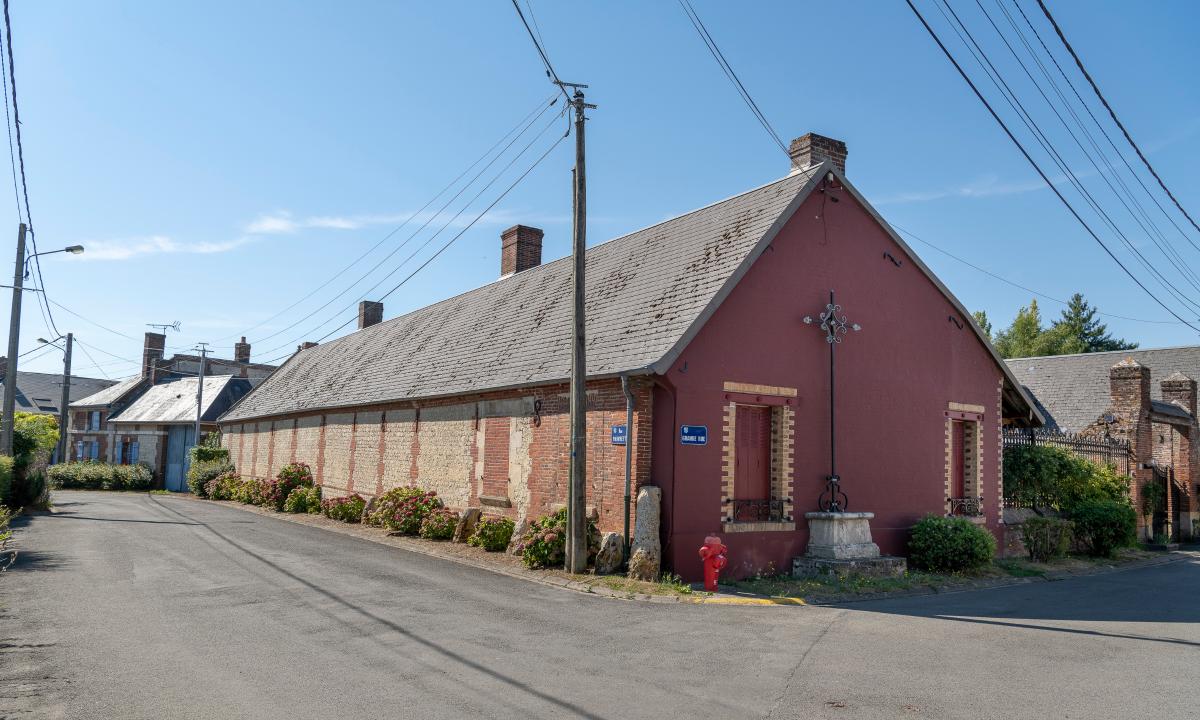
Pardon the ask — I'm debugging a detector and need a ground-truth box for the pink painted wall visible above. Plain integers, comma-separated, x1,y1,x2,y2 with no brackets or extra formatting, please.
654,181,1005,580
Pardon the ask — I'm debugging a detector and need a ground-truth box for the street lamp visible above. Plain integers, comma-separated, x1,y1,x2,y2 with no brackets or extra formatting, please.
1,228,86,455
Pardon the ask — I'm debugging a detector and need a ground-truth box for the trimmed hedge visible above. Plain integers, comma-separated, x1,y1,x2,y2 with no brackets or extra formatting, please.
908,515,996,572
47,461,153,491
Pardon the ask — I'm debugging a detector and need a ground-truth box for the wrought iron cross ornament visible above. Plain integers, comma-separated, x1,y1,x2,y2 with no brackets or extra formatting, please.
803,291,861,512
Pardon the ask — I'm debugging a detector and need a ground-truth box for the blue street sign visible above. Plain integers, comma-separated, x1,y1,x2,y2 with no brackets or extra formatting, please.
611,425,627,445
680,425,708,445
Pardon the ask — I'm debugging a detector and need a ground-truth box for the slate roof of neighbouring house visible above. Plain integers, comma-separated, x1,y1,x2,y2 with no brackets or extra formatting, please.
222,162,1041,424
0,370,117,415
70,375,144,409
1007,345,1200,432
109,375,252,424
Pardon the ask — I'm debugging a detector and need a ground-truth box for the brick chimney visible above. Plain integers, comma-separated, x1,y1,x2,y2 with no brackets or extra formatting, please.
788,133,848,174
143,332,166,381
357,301,383,330
500,224,543,277
1161,372,1197,417
1110,357,1153,539
234,336,251,364
297,341,318,352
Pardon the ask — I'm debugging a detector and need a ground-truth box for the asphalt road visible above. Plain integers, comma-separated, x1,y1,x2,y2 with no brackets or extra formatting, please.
1,491,1197,720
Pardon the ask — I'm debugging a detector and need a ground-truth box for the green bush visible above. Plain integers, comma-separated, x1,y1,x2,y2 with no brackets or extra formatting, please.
908,515,997,572
188,460,235,498
1003,444,1128,514
419,507,460,540
47,462,152,491
322,494,366,523
1071,499,1136,557
204,471,241,500
518,509,600,569
302,486,321,513
365,486,443,533
468,516,515,552
1021,516,1073,562
0,455,12,508
1139,480,1166,518
284,486,313,513
189,431,229,464
365,487,426,528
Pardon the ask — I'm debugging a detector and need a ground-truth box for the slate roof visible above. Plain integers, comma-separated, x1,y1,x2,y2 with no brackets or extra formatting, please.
70,376,144,408
223,162,1040,424
1006,345,1200,432
0,371,117,415
109,375,251,424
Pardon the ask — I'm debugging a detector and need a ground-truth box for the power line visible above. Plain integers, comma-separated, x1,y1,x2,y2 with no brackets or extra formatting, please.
250,100,562,350
904,0,1200,333
928,0,1200,318
970,0,1200,294
891,222,1184,325
221,94,557,344
73,338,110,380
676,0,788,157
510,0,571,102
260,128,569,365
1034,0,1200,239
45,298,138,341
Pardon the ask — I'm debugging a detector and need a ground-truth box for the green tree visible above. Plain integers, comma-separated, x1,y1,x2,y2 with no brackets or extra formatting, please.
994,300,1047,358
1050,293,1137,353
972,310,992,340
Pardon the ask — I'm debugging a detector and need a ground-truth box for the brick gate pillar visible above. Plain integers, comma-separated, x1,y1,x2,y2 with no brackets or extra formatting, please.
1109,358,1152,540
1161,372,1198,539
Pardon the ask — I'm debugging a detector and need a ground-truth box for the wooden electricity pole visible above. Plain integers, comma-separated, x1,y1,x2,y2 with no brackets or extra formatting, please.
1,223,27,456
564,84,595,574
55,332,72,463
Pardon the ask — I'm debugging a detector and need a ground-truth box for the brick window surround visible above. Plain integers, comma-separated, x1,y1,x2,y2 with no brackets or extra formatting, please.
481,416,510,501
721,382,797,533
945,403,985,521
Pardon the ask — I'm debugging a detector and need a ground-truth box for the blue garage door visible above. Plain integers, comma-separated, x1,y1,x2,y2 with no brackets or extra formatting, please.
165,426,196,492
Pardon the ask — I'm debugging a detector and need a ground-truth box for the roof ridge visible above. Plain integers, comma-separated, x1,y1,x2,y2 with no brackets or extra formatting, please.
1004,344,1200,363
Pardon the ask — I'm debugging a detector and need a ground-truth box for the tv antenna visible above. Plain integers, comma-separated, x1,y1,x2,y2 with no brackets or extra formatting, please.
147,321,181,333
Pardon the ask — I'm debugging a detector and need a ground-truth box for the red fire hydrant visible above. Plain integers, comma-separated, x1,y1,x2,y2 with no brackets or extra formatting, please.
698,535,728,592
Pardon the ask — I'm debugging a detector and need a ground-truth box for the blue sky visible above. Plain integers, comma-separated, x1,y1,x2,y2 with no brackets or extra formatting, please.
4,0,1199,378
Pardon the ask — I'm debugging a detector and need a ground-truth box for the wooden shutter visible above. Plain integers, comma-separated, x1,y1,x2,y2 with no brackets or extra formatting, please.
734,405,772,501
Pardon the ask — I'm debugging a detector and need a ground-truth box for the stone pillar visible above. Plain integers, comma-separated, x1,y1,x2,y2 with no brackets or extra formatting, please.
1161,372,1198,538
1110,358,1152,540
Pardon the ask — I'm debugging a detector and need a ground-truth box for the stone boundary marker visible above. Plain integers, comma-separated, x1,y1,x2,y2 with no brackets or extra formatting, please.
171,493,1196,608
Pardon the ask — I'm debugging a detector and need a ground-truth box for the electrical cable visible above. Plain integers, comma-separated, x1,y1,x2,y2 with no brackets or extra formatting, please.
928,0,1200,318
1034,0,1200,238
510,0,571,101
677,0,788,157
904,0,1200,332
258,128,569,365
248,98,561,348
45,299,139,341
220,94,557,344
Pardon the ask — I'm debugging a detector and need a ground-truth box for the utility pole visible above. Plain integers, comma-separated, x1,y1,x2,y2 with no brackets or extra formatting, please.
193,343,208,451
563,84,595,574
55,332,72,463
1,223,26,456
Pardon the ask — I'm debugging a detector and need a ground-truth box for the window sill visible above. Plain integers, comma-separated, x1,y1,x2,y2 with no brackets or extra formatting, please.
722,521,795,533
479,494,512,509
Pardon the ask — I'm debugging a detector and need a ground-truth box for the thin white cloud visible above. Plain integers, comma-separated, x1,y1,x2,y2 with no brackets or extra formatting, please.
873,174,1052,206
243,208,570,235
76,235,251,261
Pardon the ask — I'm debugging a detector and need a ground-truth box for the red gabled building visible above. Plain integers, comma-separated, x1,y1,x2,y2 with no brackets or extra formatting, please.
219,133,1041,580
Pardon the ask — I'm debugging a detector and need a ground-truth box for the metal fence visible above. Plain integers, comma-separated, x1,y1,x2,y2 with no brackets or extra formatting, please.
1002,427,1133,508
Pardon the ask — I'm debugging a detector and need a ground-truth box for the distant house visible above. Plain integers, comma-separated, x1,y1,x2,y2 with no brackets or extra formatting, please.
0,357,115,417
218,133,1040,580
1009,347,1200,541
68,333,272,489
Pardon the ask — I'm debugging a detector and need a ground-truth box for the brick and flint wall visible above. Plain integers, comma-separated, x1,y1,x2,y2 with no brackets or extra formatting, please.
221,377,652,532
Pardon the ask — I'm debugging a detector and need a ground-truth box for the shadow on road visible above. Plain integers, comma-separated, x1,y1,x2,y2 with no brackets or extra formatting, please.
145,494,613,720
843,556,1200,648
6,549,71,574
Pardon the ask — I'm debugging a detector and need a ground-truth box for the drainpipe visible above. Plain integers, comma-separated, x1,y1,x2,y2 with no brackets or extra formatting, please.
621,374,635,560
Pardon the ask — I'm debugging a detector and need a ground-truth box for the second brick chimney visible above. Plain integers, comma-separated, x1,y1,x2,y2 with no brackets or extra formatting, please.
358,300,383,330
143,332,165,381
234,336,251,364
789,133,848,174
501,224,543,277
